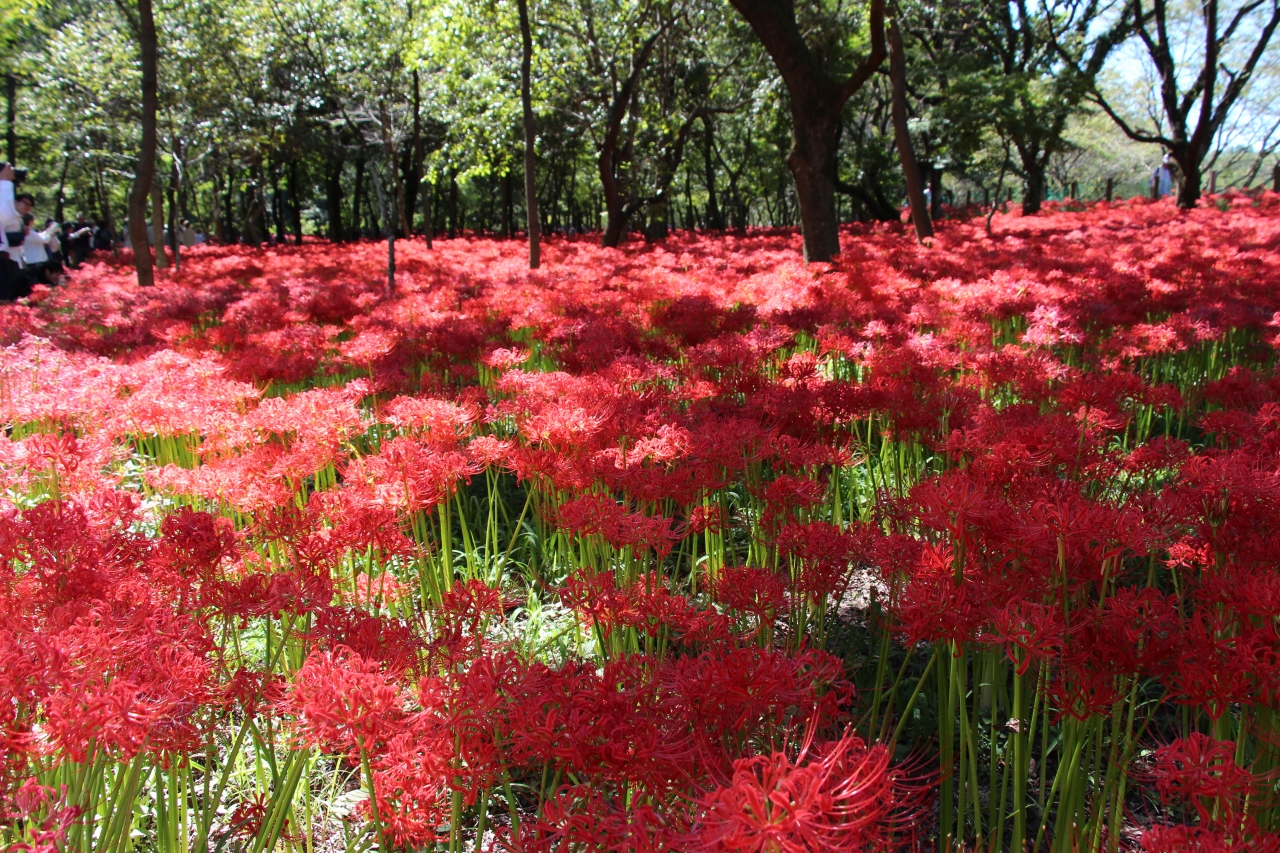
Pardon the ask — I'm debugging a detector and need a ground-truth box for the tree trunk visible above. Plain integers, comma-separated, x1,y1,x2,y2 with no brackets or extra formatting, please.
352,156,365,238
703,116,723,229
212,163,224,243
786,120,842,260
168,153,180,270
222,163,236,243
127,0,158,286
728,0,885,262
448,172,458,238
888,21,931,241
501,170,512,237
517,0,541,267
151,176,168,269
1021,163,1045,215
411,70,424,237
646,200,668,241
1175,152,1202,208
368,158,395,295
326,152,344,242
420,175,432,248
270,160,286,243
289,158,303,244
929,165,942,220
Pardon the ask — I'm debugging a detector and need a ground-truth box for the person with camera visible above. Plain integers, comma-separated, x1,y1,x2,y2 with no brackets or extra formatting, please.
66,213,95,267
0,162,29,300
21,213,61,286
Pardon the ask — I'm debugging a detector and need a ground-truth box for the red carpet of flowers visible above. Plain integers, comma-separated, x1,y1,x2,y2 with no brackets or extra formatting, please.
3,196,1280,852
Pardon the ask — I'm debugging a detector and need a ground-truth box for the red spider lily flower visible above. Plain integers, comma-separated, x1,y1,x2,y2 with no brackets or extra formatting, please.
713,566,789,626
991,600,1064,675
693,732,907,853
287,646,406,754
368,723,451,847
3,780,81,853
556,495,679,558
1140,733,1257,824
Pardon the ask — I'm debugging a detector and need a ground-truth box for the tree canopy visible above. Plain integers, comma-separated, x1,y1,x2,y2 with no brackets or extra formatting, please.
7,0,1279,263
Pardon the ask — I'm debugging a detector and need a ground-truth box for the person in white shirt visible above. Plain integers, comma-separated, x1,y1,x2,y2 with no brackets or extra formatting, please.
0,163,26,300
21,213,60,285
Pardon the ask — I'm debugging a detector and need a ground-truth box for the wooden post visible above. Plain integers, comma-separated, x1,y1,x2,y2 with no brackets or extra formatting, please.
983,187,990,208
1272,162,1278,192
1105,177,1114,202
1209,170,1217,194
1151,171,1160,199
1070,180,1078,200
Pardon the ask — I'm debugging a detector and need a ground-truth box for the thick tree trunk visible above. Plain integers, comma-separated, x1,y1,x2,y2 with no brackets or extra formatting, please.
647,200,668,241
786,118,842,261
1176,157,1202,208
127,0,158,286
889,21,931,241
518,0,541,267
729,0,885,262
1021,164,1045,215
600,170,628,247
1171,142,1205,208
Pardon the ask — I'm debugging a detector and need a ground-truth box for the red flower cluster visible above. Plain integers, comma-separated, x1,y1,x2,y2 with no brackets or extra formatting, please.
2,195,1280,850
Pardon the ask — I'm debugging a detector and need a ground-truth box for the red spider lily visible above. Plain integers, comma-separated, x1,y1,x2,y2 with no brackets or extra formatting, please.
555,496,679,558
1139,823,1280,853
1145,734,1255,821
713,566,789,626
693,732,908,853
3,780,81,853
287,646,406,754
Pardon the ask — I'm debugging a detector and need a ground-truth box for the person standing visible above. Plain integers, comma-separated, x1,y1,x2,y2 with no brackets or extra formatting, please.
44,217,65,283
67,214,94,267
1153,153,1183,198
93,220,114,252
20,212,58,285
0,163,27,300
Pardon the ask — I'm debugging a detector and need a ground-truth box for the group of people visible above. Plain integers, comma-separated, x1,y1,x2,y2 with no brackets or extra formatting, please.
1,163,114,301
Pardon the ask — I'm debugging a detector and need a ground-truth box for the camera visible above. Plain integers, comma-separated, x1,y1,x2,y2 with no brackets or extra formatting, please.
0,162,26,183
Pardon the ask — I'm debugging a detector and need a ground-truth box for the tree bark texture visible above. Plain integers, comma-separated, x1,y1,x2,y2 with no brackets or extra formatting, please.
326,152,344,242
888,21,931,240
728,0,885,262
151,175,168,269
517,0,541,267
127,0,158,286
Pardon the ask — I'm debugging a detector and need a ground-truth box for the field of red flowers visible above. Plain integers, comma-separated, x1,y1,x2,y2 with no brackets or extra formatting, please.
2,195,1280,853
